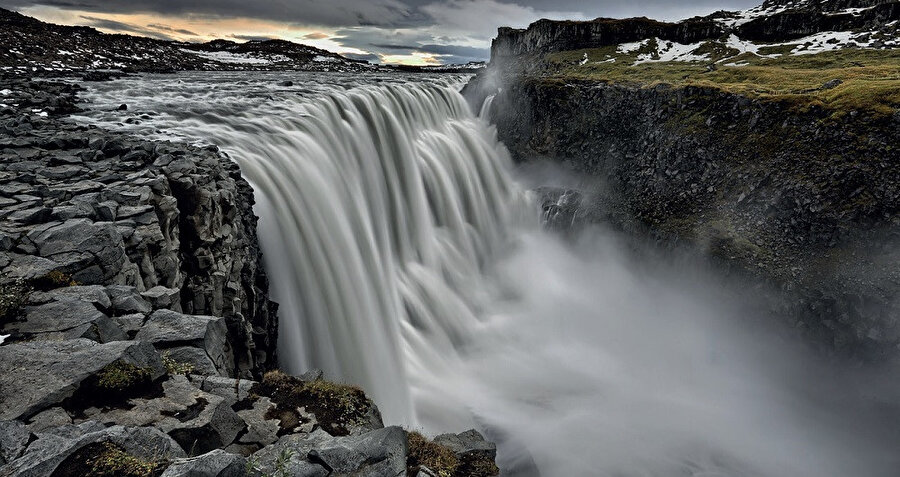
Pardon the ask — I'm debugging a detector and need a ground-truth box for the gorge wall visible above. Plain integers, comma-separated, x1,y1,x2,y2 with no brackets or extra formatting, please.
0,78,278,377
468,7,900,358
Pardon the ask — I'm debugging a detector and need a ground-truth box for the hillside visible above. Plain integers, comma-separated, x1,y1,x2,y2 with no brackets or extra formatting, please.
0,7,379,74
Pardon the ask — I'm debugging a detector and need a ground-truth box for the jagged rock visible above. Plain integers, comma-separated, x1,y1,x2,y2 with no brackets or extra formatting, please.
433,429,497,462
135,309,231,375
160,449,247,477
106,285,153,314
26,407,72,433
195,376,255,407
28,285,111,309
1,254,61,281
26,219,129,284
0,420,30,466
1,423,184,477
0,339,164,421
164,347,220,376
142,285,182,311
5,298,126,343
251,427,407,477
236,397,279,447
94,376,244,455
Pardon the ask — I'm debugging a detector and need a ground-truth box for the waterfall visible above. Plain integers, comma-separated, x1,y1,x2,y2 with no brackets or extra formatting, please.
232,82,532,424
74,73,900,477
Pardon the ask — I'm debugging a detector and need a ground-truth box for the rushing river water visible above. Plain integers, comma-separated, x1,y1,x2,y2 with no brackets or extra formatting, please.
74,72,900,476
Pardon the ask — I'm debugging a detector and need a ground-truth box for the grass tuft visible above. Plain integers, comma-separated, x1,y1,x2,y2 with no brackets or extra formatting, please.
406,431,459,477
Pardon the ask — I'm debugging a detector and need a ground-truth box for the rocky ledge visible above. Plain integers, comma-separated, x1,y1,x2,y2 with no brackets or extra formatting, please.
0,79,499,476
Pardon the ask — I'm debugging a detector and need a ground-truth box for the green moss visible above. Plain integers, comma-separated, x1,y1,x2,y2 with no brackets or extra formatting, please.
97,362,153,391
162,352,195,376
31,270,78,291
50,442,167,477
406,431,459,477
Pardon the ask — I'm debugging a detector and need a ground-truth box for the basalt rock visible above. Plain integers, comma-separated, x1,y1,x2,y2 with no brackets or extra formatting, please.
472,51,900,361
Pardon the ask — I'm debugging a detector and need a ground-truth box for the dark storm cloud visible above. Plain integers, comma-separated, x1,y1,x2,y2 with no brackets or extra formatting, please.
2,0,761,26
148,23,198,36
0,0,761,64
79,14,176,40
0,0,417,27
343,52,381,62
230,34,276,41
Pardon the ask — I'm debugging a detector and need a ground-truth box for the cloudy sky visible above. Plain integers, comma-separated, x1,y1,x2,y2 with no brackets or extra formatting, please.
0,1,758,65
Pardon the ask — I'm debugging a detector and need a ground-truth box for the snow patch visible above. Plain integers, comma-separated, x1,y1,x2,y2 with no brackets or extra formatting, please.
185,49,290,65
791,31,855,55
617,40,648,54
634,39,710,64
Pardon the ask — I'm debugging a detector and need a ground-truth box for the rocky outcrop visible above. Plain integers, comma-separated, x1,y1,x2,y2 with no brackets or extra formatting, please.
491,17,723,60
470,0,900,360
478,75,900,358
489,0,900,60
0,78,277,377
0,8,376,75
736,1,900,42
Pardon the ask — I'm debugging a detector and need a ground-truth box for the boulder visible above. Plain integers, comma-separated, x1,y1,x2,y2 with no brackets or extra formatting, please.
0,420,30,466
1,423,184,477
26,219,128,284
106,285,153,314
164,347,219,376
136,310,231,375
195,376,255,407
142,285,182,311
0,339,164,421
236,397,279,447
160,449,247,477
251,427,407,477
6,298,126,343
28,285,111,309
433,429,497,462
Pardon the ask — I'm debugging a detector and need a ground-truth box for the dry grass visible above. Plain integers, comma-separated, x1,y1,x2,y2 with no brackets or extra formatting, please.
544,47,900,117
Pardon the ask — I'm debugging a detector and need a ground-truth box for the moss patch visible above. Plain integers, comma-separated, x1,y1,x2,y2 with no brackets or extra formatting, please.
162,352,196,376
98,361,154,391
63,361,162,415
253,370,372,437
50,442,167,477
30,270,78,291
406,432,459,477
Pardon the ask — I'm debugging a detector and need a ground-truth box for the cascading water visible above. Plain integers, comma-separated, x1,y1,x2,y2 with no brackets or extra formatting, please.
225,82,532,424
76,72,900,476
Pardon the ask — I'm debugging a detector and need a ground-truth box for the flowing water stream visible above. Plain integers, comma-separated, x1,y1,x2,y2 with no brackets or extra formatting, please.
75,72,900,476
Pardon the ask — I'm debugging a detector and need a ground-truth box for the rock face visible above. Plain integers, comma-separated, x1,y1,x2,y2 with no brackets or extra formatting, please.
481,77,900,358
490,0,900,61
0,78,277,377
471,0,900,359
